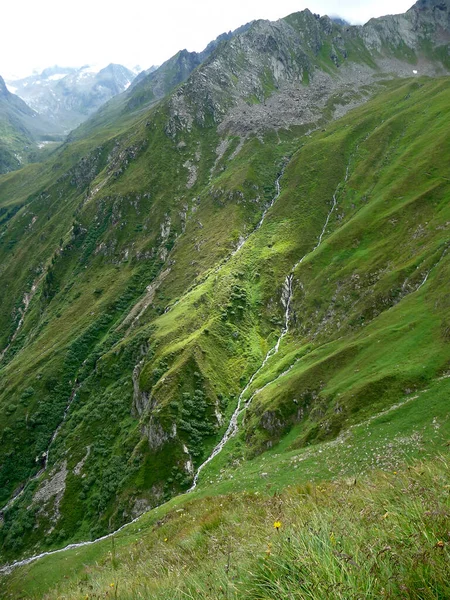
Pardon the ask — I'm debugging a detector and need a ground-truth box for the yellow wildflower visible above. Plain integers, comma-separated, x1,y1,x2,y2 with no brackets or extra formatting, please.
273,521,282,530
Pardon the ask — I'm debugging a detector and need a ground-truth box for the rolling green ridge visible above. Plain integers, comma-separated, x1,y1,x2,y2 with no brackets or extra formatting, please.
0,78,43,174
0,76,64,175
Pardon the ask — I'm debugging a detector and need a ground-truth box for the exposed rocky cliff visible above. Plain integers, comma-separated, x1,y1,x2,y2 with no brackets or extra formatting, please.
161,0,449,140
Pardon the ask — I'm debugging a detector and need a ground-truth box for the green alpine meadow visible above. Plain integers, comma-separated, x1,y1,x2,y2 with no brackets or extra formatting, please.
0,0,449,597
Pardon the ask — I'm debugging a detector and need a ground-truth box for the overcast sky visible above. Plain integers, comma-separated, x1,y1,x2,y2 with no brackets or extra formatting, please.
2,0,415,79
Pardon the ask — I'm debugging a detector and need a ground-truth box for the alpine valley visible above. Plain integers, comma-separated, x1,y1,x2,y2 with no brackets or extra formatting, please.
0,1,450,598
0,64,138,176
7,64,137,136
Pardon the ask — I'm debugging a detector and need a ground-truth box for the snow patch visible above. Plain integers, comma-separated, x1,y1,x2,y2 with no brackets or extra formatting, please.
48,73,66,81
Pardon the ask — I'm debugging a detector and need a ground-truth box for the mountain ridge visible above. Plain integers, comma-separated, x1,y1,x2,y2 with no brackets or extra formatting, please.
72,0,449,148
69,22,254,142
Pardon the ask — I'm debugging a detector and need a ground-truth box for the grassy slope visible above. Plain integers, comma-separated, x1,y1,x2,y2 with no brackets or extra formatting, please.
0,81,298,557
0,77,449,585
237,78,450,454
2,373,449,598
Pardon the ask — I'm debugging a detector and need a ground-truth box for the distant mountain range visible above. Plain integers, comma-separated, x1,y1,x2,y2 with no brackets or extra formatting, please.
0,76,61,174
7,63,137,135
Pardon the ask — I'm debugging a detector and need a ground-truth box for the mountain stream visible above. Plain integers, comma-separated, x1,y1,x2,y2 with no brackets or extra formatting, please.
0,155,354,573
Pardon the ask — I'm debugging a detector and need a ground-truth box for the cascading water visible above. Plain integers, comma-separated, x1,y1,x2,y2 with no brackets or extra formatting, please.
188,161,350,492
162,164,289,316
0,275,44,363
0,156,351,574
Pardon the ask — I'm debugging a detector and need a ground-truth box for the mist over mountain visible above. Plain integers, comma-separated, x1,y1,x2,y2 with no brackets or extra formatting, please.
330,15,350,25
0,1,450,596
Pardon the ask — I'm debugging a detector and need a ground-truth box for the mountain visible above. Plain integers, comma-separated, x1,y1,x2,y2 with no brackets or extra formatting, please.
131,64,158,85
8,64,137,134
71,0,450,144
126,22,254,110
0,76,62,174
70,23,253,141
0,1,449,595
0,75,36,173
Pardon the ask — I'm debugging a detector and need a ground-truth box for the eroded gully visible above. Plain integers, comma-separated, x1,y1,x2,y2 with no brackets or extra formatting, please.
0,383,80,516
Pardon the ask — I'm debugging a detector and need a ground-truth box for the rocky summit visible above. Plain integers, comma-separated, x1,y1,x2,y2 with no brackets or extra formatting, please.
0,1,449,598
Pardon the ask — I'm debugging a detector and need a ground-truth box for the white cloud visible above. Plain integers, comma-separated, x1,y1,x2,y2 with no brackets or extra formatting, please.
2,0,415,79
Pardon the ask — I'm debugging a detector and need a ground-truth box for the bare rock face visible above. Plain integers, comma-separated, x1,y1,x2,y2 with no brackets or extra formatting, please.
410,0,450,29
142,417,177,451
161,1,449,142
133,386,151,418
33,461,68,505
32,461,68,531
363,0,450,50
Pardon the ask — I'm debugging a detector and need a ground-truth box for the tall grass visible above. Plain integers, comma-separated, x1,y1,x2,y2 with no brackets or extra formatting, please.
18,456,448,600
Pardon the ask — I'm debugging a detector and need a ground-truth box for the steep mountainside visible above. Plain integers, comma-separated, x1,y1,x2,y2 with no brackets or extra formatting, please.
71,24,253,141
9,64,136,134
0,0,449,586
70,0,450,146
128,23,254,110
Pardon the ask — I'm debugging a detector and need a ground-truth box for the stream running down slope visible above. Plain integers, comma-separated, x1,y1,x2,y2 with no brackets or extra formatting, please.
160,159,292,317
188,158,352,491
0,383,80,516
0,275,44,363
0,156,351,575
